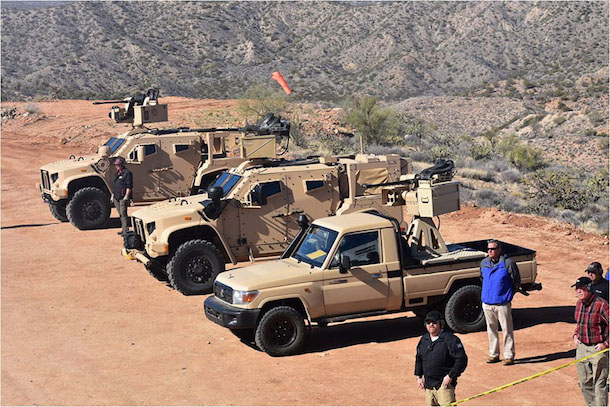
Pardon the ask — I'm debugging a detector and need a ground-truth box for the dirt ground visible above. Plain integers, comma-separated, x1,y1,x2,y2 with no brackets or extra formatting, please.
2,99,609,405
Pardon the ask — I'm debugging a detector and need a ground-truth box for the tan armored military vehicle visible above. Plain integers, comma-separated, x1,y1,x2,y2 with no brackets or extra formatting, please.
122,154,412,295
204,160,543,356
37,89,289,230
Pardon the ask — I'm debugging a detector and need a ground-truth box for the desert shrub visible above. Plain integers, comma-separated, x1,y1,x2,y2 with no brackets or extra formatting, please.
500,169,522,183
597,138,609,153
553,116,567,125
498,195,524,213
460,168,495,182
237,84,289,121
1,107,18,119
522,168,608,212
430,146,452,162
497,135,545,171
468,139,493,160
24,103,41,114
342,96,403,146
474,189,503,207
584,128,598,137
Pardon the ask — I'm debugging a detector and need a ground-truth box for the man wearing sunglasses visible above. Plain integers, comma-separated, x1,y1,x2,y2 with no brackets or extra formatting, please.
415,310,468,406
480,239,521,366
110,157,133,236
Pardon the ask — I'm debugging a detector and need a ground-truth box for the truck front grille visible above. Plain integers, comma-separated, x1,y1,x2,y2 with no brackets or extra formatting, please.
214,281,233,304
41,170,51,190
133,218,146,243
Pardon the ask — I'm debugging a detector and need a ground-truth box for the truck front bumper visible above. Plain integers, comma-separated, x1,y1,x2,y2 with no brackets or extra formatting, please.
204,296,261,330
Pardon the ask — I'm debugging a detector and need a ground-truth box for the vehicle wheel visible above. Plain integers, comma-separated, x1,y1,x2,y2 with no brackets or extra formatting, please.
146,260,169,282
230,329,255,342
255,306,307,356
66,187,111,230
444,285,486,333
166,239,225,295
49,200,68,222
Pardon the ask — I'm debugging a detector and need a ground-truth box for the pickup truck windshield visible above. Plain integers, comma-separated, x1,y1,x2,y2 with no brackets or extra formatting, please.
104,137,125,153
210,172,242,197
292,226,338,268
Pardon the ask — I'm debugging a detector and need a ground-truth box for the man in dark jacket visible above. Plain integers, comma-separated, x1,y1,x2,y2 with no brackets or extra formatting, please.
111,157,133,236
415,310,468,406
585,262,609,301
480,239,520,366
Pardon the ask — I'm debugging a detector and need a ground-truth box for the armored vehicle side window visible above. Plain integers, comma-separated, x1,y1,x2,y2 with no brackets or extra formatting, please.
305,180,325,192
144,145,157,156
261,181,281,198
104,137,125,153
128,149,138,161
210,172,242,197
330,231,380,268
174,144,189,153
292,226,338,268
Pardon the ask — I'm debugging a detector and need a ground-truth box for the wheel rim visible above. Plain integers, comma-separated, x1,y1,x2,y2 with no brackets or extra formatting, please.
455,295,482,324
266,316,297,348
82,200,102,222
184,253,214,285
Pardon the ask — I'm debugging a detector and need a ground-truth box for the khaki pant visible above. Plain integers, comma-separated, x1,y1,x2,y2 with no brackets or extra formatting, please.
576,343,609,407
482,302,515,360
113,199,130,235
425,385,455,406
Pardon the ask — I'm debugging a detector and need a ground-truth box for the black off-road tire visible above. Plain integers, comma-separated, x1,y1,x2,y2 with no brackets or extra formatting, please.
66,187,111,230
255,306,307,357
49,200,68,222
166,239,225,295
444,285,486,333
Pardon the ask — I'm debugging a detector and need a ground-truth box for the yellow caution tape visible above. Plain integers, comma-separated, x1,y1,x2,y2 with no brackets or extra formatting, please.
450,347,609,405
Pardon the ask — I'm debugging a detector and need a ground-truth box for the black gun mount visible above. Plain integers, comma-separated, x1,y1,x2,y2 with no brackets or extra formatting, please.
362,159,455,190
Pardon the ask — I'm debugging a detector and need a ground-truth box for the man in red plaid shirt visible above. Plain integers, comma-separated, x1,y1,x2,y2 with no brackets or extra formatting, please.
572,276,609,407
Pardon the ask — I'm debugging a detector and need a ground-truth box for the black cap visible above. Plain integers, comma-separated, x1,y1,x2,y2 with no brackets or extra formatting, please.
571,277,592,288
586,262,603,274
424,310,443,322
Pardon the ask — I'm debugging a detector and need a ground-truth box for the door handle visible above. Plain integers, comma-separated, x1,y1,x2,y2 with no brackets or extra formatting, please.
329,279,348,285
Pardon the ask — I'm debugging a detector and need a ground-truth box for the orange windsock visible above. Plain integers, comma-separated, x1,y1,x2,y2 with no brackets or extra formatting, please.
271,71,292,95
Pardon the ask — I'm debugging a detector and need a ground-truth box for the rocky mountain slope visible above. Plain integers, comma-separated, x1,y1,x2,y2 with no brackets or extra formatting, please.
2,1,608,101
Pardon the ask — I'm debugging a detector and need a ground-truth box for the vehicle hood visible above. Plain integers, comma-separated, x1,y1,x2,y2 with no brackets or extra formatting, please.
40,155,99,172
216,259,317,291
131,194,207,222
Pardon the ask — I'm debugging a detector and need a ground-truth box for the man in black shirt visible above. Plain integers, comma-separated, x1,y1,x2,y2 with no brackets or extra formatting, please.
415,310,468,406
586,262,609,302
111,157,133,236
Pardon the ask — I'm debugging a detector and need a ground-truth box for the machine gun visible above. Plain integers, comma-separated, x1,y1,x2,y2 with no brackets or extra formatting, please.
93,88,167,127
363,159,460,258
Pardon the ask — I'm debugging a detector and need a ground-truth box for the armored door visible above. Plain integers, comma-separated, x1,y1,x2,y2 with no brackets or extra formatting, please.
124,142,165,202
239,177,289,258
155,138,202,198
322,230,389,316
284,169,338,242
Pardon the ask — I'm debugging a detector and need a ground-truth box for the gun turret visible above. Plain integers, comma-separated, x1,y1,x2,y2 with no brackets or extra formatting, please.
94,88,167,127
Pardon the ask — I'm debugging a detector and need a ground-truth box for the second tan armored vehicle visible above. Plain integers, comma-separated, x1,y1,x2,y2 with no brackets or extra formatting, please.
37,89,289,230
122,154,412,295
204,160,542,356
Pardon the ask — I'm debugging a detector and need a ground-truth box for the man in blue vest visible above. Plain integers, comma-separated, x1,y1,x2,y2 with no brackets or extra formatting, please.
480,239,521,366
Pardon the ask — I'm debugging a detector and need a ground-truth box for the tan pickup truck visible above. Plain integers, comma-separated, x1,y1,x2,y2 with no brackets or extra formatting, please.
204,160,542,356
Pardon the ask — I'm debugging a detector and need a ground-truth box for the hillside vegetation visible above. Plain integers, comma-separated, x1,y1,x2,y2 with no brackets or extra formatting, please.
1,1,608,101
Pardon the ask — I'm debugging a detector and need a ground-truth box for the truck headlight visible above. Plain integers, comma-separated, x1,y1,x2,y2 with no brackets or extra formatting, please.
146,222,156,235
51,173,59,183
232,290,259,305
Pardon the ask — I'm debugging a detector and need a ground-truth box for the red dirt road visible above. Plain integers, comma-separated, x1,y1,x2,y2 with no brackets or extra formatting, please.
2,100,609,405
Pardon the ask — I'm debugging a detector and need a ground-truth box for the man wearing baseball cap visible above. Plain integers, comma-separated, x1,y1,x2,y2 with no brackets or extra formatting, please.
571,276,609,407
415,310,468,406
585,262,609,301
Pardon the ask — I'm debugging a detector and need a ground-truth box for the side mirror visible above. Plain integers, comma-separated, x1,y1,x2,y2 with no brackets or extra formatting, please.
250,185,267,206
339,254,351,274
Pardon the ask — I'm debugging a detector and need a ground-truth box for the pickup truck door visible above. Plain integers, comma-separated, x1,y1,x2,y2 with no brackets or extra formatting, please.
322,230,389,316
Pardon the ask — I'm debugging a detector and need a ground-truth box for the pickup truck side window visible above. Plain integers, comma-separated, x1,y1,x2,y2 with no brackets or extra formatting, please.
330,231,381,268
